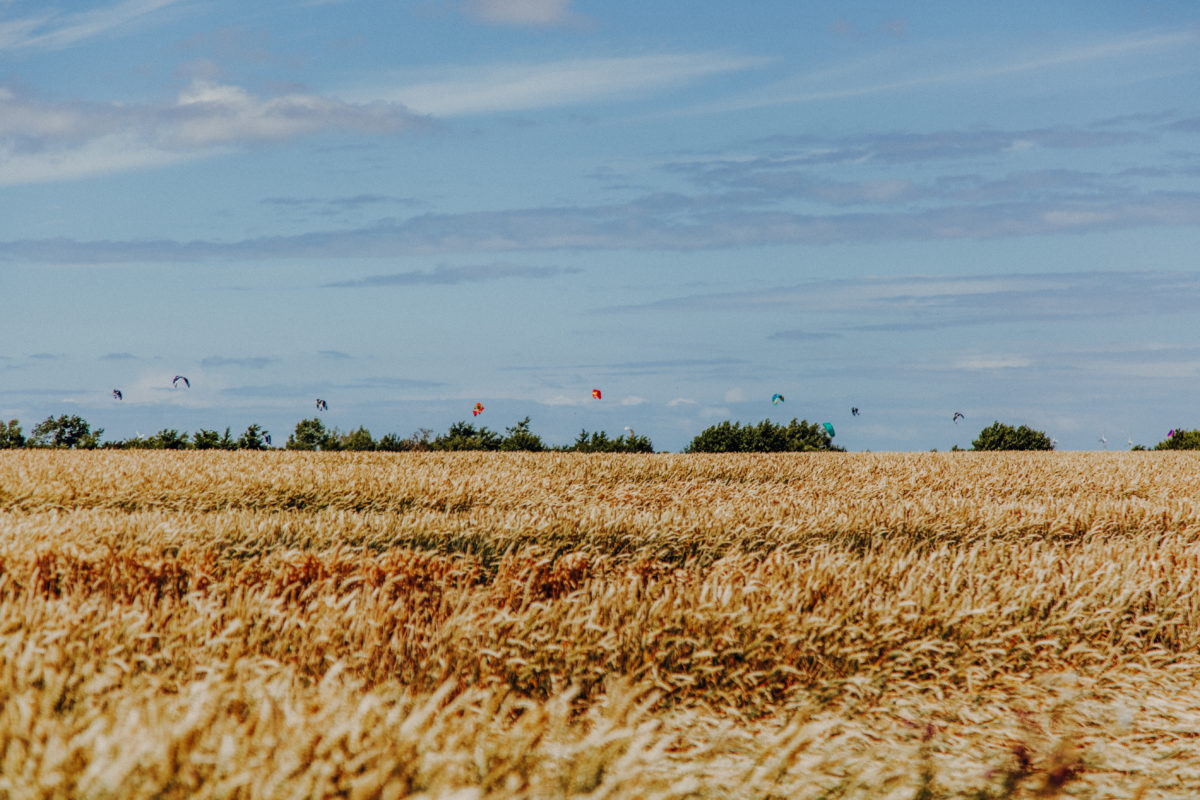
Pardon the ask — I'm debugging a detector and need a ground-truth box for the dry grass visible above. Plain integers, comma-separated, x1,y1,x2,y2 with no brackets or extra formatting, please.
2,451,1200,798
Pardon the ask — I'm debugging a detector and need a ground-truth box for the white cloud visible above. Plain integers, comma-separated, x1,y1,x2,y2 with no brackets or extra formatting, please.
540,393,588,406
0,81,419,186
463,0,581,27
667,397,697,407
954,356,1032,370
370,53,765,117
0,0,182,52
679,28,1200,116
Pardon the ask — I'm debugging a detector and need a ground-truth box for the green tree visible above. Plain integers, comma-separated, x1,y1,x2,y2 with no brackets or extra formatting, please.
219,427,238,450
378,428,433,452
433,421,502,451
563,429,654,453
685,418,841,453
971,421,1054,451
193,429,221,450
499,417,544,452
287,418,338,450
29,415,103,449
238,424,270,450
147,428,190,449
339,426,376,451
1154,429,1200,450
0,419,24,449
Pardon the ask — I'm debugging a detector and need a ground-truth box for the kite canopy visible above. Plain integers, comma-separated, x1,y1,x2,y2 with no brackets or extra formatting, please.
473,402,485,417
850,407,859,416
592,389,602,399
822,422,835,437
315,399,328,411
1169,429,1176,438
771,394,784,405
172,375,189,389
112,389,122,400
953,412,964,422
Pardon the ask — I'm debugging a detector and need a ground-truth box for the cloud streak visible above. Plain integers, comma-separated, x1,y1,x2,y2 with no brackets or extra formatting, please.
323,263,581,288
682,28,1200,116
0,82,423,185
0,0,182,52
367,52,765,117
605,271,1200,333
462,0,584,28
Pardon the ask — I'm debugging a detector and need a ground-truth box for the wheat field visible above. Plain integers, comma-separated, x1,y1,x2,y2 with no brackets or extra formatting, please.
2,450,1199,798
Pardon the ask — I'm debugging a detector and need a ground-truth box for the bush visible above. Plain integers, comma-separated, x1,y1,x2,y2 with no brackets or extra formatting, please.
499,417,544,452
561,429,654,453
433,421,502,451
971,422,1054,451
378,429,434,452
287,418,339,451
237,424,271,450
1154,429,1200,450
685,419,842,453
193,429,222,450
339,426,376,451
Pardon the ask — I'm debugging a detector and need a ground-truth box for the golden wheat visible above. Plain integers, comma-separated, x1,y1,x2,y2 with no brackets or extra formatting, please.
2,450,1200,797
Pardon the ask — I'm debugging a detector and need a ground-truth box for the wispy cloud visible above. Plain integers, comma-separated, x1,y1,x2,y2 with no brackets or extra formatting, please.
613,271,1200,333
323,262,580,288
683,28,1200,116
200,356,279,369
462,0,585,28
6,190,1200,260
367,52,765,117
0,82,423,185
0,0,182,52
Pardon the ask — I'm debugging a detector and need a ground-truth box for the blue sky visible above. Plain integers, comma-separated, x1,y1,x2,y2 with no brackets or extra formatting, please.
2,0,1199,451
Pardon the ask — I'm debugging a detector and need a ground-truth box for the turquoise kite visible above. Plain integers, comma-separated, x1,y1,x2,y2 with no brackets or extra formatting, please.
771,394,784,405
822,422,835,437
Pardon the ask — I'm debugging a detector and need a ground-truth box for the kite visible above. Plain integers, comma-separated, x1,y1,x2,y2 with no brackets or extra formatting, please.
592,389,602,400
172,375,189,389
952,412,964,423
822,422,835,437
851,407,859,416
771,394,784,405
112,389,123,400
473,402,485,417
315,399,328,411
1169,429,1176,438
265,434,272,446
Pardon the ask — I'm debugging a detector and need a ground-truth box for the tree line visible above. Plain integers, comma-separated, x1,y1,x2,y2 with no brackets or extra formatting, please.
2,415,1196,452
0,415,654,453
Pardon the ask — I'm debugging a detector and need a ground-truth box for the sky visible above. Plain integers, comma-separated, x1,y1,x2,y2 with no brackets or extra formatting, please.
2,0,1199,452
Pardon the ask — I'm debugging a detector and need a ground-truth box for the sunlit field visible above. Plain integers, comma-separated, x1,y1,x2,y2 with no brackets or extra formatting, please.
2,451,1200,798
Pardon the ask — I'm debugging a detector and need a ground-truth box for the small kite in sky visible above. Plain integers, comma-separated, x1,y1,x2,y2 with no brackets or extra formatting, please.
172,375,189,389
822,422,835,437
1169,429,1176,438
112,389,123,400
851,407,859,416
265,433,272,446
473,402,485,417
771,394,784,405
952,412,964,423
315,399,328,411
592,389,602,399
